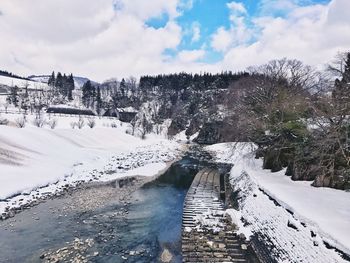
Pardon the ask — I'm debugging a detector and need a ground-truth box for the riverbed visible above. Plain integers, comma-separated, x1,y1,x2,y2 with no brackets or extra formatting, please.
0,148,211,263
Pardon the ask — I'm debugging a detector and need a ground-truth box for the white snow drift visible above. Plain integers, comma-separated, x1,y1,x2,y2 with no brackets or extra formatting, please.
206,142,350,262
0,113,182,215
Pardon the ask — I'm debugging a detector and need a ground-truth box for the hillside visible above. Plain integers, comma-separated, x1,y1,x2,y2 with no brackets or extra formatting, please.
0,75,50,91
0,113,180,216
28,75,98,89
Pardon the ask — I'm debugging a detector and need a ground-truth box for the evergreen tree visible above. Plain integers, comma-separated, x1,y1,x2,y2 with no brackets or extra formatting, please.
82,80,95,108
55,72,63,96
48,71,55,87
62,74,68,97
67,74,75,101
120,78,126,97
96,87,102,115
333,52,350,111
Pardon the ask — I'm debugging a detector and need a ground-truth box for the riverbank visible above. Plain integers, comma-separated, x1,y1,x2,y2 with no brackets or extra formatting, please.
0,175,147,262
0,149,196,263
0,121,184,219
206,142,350,262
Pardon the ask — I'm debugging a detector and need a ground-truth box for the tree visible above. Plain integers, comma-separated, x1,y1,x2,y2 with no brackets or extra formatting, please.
67,74,75,101
332,52,350,106
55,72,63,97
128,76,137,95
96,87,102,115
48,71,55,87
119,78,126,97
291,52,350,189
82,80,95,108
227,59,313,172
327,51,349,78
7,86,19,107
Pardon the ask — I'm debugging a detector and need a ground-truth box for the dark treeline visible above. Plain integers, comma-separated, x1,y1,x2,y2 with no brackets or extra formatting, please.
139,71,249,91
48,71,75,100
0,70,30,81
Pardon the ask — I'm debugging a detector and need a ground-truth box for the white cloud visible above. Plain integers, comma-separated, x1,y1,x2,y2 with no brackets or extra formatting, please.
115,0,180,20
211,27,233,52
213,0,350,72
178,49,205,63
0,0,349,82
191,22,201,43
211,2,252,52
0,0,195,81
227,2,247,14
258,0,299,15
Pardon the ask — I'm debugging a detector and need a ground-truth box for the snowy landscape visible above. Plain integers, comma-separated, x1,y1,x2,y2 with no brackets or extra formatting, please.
1,0,350,262
0,113,182,217
207,143,350,262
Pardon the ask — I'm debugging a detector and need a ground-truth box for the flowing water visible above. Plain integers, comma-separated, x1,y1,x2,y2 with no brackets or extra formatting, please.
0,148,214,263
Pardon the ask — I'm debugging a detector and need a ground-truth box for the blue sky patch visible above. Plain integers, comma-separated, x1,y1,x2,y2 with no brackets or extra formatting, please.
149,0,331,63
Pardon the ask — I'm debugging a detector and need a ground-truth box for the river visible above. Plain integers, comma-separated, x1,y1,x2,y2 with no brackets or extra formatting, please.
0,147,214,263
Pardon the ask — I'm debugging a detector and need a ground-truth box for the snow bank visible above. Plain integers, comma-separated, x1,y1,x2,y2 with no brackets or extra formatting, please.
0,75,49,90
0,114,182,215
206,142,350,261
172,130,199,143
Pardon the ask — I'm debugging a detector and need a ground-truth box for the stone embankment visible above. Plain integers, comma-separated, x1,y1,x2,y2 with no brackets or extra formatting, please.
182,168,251,262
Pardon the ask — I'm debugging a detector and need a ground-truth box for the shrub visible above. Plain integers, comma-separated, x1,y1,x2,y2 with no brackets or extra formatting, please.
48,119,58,129
0,114,9,125
0,118,9,125
77,118,84,129
15,117,26,128
33,115,45,128
87,118,96,128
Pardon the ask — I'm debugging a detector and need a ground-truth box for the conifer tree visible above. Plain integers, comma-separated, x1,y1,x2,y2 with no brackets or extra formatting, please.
82,80,95,108
96,86,102,115
48,71,55,87
55,72,63,96
67,74,75,101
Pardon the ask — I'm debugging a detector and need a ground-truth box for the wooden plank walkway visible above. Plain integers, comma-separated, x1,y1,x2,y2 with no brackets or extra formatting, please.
182,168,248,263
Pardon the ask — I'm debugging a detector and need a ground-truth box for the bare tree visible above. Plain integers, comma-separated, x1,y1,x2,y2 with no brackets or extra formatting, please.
33,114,45,127
130,119,137,135
15,116,26,128
327,51,349,78
48,119,58,129
249,58,319,93
77,117,85,129
226,59,314,171
87,118,96,128
3,102,9,113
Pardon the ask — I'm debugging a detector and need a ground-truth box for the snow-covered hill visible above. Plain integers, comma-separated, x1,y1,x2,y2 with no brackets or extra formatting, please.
28,75,98,89
0,75,50,91
0,113,181,218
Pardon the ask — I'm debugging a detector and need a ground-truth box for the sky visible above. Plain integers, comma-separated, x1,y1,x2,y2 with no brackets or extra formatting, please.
0,0,349,82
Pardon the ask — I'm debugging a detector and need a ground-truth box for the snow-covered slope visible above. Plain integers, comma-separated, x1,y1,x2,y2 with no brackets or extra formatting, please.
28,75,98,89
0,113,181,216
0,75,50,90
28,75,50,83
206,143,350,261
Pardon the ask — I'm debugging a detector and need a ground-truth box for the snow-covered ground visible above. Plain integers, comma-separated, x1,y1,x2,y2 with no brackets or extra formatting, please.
0,113,182,216
0,75,50,91
206,143,350,262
